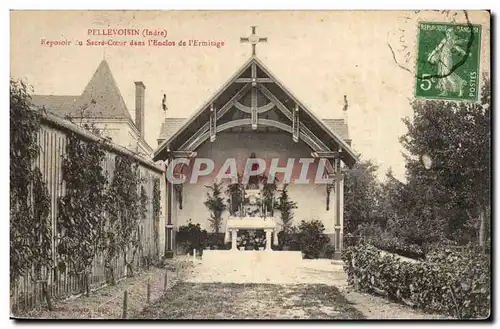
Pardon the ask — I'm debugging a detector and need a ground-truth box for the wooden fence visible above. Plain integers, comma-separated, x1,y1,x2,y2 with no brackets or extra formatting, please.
10,112,166,314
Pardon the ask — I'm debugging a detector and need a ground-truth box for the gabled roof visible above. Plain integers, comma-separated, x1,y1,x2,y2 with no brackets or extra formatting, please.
154,56,358,167
158,117,350,143
31,60,134,121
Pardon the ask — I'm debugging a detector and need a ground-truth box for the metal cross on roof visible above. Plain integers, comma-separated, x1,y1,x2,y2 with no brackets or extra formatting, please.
240,26,267,56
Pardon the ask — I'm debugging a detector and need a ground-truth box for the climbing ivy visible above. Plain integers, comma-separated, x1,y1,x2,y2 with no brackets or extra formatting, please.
152,178,161,260
57,132,108,296
10,79,52,291
105,155,145,279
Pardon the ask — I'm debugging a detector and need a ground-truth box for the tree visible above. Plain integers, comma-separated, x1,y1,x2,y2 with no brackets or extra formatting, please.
204,181,227,234
343,157,381,235
275,184,297,233
399,75,490,247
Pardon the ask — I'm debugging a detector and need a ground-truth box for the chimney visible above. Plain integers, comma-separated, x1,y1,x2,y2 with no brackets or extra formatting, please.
135,81,146,138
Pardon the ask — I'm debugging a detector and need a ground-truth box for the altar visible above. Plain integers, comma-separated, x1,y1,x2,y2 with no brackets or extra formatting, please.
224,188,279,251
224,217,279,251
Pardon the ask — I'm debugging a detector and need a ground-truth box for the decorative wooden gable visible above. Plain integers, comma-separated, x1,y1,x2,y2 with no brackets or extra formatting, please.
153,55,358,169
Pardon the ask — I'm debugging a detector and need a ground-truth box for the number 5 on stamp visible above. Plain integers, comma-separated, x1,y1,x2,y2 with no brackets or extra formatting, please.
415,22,481,101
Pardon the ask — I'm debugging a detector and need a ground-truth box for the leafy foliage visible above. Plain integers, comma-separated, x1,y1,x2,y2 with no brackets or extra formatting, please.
275,184,297,248
260,175,277,216
176,220,208,255
10,79,53,286
343,158,381,235
226,174,245,216
237,230,266,250
152,178,161,259
205,233,227,250
204,182,227,233
105,155,145,278
398,76,490,246
344,76,491,253
57,132,108,294
295,220,330,259
342,244,490,319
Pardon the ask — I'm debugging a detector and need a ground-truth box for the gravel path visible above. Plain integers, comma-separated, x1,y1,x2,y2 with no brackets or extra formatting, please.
181,252,450,320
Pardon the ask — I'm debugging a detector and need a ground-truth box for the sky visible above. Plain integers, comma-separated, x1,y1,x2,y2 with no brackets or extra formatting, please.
10,10,490,181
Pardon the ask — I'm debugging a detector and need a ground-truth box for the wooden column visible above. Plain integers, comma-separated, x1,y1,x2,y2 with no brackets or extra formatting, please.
165,156,174,258
334,155,342,253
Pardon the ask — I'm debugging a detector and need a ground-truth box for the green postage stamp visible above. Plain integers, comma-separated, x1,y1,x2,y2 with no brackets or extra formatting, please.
415,22,482,101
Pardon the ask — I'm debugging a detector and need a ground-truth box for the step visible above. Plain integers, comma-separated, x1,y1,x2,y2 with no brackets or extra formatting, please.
202,250,303,265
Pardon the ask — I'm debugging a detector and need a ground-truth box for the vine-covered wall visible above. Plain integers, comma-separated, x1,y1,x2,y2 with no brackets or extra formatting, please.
10,111,165,313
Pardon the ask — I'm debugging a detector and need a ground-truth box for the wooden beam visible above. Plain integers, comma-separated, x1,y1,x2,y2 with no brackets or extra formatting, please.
311,151,340,159
292,104,299,143
217,83,251,120
234,101,274,114
180,84,250,150
170,151,197,158
209,103,217,142
251,86,257,130
259,84,330,151
186,118,325,152
235,78,274,83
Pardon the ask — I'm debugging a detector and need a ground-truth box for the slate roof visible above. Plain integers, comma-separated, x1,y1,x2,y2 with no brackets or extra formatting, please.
31,60,134,121
322,118,350,142
158,117,350,143
158,118,187,142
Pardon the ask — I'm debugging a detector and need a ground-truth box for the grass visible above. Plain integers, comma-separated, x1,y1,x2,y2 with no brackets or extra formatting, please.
137,282,364,320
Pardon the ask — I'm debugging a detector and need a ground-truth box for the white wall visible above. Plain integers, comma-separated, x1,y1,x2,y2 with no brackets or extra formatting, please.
172,131,341,234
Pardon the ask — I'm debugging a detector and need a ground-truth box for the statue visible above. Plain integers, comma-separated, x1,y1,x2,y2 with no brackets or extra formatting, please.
247,152,260,189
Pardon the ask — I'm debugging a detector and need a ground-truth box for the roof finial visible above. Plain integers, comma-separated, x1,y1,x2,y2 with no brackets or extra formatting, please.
343,95,349,123
162,93,168,117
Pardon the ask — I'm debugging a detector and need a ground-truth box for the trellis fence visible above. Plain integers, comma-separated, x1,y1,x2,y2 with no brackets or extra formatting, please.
11,113,166,314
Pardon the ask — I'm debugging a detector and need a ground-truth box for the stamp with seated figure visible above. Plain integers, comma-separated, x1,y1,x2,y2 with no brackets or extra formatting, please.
415,21,481,101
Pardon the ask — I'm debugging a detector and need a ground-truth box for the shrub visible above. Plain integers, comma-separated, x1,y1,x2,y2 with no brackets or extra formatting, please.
277,227,300,251
296,220,330,259
205,233,226,250
358,224,425,259
176,220,207,255
342,244,490,319
320,244,336,259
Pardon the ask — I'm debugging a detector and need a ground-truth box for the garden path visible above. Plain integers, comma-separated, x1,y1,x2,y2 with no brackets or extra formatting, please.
176,253,450,320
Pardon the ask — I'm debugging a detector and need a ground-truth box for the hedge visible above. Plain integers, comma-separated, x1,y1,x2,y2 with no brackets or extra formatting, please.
342,244,490,319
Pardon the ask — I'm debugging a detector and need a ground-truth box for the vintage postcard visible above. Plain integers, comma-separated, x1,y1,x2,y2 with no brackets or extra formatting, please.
10,10,491,320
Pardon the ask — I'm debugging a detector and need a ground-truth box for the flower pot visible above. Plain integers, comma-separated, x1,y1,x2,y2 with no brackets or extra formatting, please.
258,247,264,251
239,246,245,251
